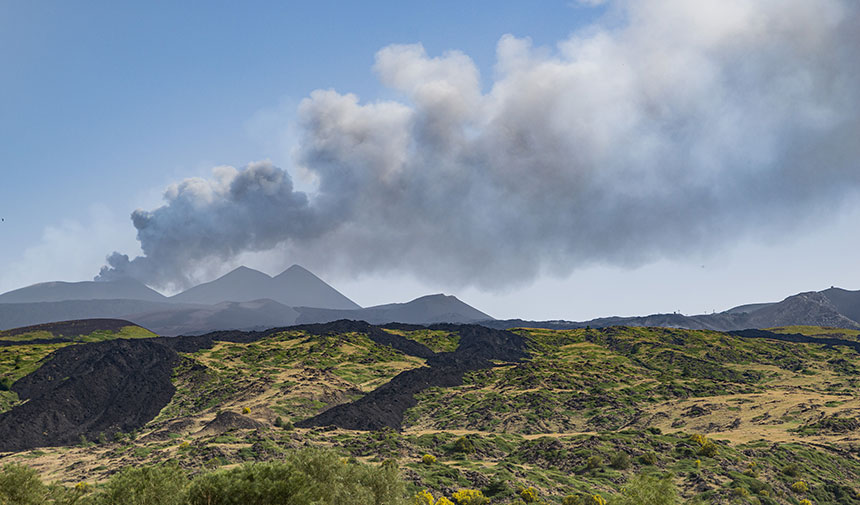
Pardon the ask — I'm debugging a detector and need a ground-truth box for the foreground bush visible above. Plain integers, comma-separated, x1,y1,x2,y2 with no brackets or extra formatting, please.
0,463,50,505
184,449,406,505
0,448,406,505
0,449,681,505
86,462,187,505
612,474,678,505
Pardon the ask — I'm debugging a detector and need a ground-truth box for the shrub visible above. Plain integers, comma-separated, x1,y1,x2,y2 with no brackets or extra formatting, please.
690,434,718,457
519,486,538,503
640,452,658,465
453,437,475,454
610,452,631,470
799,500,812,505
583,495,607,505
0,463,50,505
612,474,678,505
585,455,603,470
422,454,437,465
698,440,718,457
414,490,435,505
436,498,454,505
484,477,508,497
273,416,294,430
792,481,809,494
562,496,579,505
186,447,407,505
451,489,489,505
242,407,251,414
86,462,187,505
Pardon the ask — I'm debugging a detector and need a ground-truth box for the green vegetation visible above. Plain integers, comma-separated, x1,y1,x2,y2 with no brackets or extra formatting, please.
4,324,860,504
385,328,461,352
152,329,426,424
0,324,156,412
0,342,70,412
1,448,407,505
0,325,156,342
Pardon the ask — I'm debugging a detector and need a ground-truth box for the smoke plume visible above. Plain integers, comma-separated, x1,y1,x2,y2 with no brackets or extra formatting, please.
98,0,860,290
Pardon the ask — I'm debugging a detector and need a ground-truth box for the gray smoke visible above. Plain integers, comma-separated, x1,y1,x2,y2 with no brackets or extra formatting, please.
98,0,860,290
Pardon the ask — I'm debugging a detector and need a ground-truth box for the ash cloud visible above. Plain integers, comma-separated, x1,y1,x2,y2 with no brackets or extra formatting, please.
98,0,860,290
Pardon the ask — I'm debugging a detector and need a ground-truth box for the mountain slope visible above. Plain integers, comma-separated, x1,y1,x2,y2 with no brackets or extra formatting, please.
0,299,196,331
169,265,359,310
744,291,860,329
0,278,167,304
127,299,300,336
295,294,493,325
169,266,278,305
272,265,360,309
821,286,860,323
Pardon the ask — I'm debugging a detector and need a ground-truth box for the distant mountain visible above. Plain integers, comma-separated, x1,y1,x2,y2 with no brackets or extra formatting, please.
127,299,300,336
819,287,860,323
0,278,167,304
485,287,860,332
169,265,359,310
742,291,860,330
295,294,493,325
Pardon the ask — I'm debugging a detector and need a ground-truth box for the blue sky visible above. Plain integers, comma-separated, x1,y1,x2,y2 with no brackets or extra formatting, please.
2,1,859,320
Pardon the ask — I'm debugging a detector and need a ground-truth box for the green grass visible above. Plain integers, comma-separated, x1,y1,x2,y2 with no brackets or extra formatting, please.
0,325,156,342
383,328,461,352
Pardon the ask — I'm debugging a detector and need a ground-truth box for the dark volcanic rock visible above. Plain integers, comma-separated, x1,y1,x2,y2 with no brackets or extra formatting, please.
0,339,178,451
199,411,265,435
297,324,528,431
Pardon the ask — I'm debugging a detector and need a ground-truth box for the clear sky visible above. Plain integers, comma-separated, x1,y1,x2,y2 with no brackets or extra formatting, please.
2,0,859,320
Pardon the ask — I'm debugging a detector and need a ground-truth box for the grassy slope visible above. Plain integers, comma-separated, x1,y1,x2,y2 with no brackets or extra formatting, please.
0,324,157,412
0,325,156,342
3,325,860,504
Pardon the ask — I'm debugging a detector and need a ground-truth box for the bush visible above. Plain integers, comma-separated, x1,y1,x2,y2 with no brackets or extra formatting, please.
422,454,437,465
0,463,50,505
583,495,607,505
610,452,631,470
0,377,13,391
274,416,293,430
690,434,717,458
640,452,658,465
585,455,603,470
452,437,475,454
612,474,678,505
519,486,538,503
414,490,435,505
791,481,809,494
86,462,187,505
451,489,489,505
435,498,454,505
186,448,407,505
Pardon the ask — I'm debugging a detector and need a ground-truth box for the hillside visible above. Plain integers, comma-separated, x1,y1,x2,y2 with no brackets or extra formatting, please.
296,294,494,325
0,319,156,413
0,278,167,304
1,322,859,503
487,287,860,332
